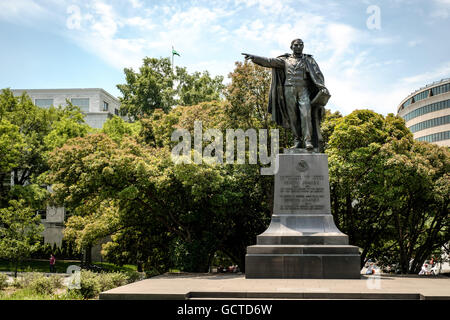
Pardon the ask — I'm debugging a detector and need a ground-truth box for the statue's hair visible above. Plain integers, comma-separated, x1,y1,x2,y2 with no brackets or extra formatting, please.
290,39,304,49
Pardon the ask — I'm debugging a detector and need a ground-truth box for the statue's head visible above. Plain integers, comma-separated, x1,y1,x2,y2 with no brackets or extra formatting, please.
290,39,304,54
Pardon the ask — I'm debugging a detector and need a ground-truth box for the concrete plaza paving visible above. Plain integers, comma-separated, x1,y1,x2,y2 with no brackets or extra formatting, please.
99,273,450,300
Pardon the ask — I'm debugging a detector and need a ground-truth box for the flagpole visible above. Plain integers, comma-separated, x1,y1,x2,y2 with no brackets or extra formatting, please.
172,46,175,72
172,46,180,72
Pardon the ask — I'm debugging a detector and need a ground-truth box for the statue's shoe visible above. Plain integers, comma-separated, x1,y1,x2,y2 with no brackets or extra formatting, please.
293,140,303,148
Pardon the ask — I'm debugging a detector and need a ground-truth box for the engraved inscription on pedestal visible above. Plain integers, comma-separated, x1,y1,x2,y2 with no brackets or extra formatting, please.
274,154,331,215
279,175,326,212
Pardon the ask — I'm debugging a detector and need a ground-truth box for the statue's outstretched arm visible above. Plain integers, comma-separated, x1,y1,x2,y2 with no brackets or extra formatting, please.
241,53,284,69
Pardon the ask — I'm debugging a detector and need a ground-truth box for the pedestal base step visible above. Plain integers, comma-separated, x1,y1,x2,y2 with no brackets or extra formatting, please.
257,234,349,245
245,245,361,279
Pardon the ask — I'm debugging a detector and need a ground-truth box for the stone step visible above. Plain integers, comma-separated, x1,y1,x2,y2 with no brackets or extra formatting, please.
187,291,424,300
247,244,360,255
245,253,361,279
257,234,349,245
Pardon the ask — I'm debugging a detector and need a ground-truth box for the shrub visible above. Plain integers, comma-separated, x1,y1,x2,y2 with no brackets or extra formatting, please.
12,272,40,288
67,270,136,299
59,289,84,300
125,271,145,283
11,278,21,288
49,275,65,290
30,276,54,295
144,268,160,278
78,270,101,299
10,273,65,295
98,272,129,292
0,273,8,290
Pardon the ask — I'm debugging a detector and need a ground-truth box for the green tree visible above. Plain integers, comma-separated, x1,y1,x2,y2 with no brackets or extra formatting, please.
224,61,272,130
0,89,91,267
117,57,225,120
377,139,449,273
0,89,53,189
326,109,449,272
176,67,224,106
320,109,342,149
0,119,25,173
117,57,176,119
101,115,141,144
0,119,26,206
0,89,90,204
0,200,44,277
43,101,91,151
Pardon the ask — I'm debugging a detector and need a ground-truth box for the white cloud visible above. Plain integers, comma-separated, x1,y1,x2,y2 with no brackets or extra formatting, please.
129,0,143,9
434,0,450,4
408,39,422,47
124,17,155,30
0,0,61,25
234,0,291,14
401,62,450,85
431,0,450,18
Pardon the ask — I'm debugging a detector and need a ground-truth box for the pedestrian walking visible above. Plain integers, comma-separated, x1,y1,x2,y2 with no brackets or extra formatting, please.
49,254,56,273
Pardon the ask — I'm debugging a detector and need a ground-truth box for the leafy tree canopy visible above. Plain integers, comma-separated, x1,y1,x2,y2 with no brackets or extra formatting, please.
117,57,225,120
0,88,90,227
324,109,449,273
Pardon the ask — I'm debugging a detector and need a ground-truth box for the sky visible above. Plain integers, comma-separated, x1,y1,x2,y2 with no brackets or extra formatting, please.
0,0,449,115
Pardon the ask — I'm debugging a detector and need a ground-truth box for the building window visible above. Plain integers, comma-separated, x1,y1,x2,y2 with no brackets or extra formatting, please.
408,115,450,133
416,130,450,143
35,99,54,108
402,98,412,108
103,101,109,111
402,99,450,121
114,109,119,116
71,98,90,112
413,90,430,103
431,83,450,96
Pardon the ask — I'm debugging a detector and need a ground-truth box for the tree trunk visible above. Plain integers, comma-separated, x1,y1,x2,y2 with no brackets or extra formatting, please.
82,245,92,266
14,259,19,278
346,193,355,242
394,212,408,274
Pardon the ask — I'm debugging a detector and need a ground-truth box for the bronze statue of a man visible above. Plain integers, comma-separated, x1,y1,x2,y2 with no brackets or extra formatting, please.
243,39,330,151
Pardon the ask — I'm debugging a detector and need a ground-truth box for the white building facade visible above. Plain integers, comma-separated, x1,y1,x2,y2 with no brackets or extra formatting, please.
12,88,121,129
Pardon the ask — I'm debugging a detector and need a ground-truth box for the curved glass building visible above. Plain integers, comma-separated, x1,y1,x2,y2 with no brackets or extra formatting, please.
397,78,450,146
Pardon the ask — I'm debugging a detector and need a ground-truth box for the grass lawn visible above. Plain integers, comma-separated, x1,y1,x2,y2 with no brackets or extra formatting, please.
0,288,82,300
93,262,137,273
0,259,137,274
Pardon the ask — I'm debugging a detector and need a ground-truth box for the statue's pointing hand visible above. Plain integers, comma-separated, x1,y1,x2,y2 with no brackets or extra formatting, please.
241,53,255,61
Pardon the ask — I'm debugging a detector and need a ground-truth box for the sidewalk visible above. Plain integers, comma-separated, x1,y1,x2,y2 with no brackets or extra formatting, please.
100,273,450,300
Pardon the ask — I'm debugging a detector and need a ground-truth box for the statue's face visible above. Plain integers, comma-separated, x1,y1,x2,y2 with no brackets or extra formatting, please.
291,40,304,54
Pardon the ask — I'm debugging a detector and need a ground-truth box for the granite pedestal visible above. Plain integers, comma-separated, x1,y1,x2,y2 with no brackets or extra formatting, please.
245,152,361,279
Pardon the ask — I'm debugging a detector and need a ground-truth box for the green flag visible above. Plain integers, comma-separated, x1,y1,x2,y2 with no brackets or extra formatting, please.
172,48,180,57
